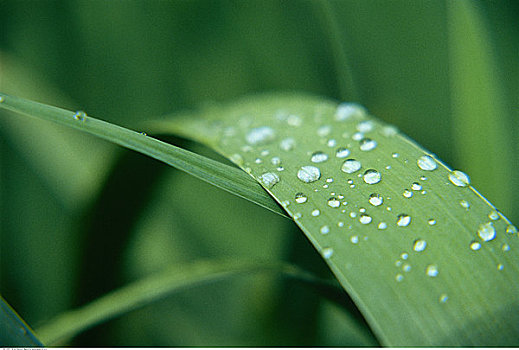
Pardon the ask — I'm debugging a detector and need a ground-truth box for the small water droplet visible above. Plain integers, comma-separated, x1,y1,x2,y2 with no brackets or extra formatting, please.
327,139,337,147
311,151,329,163
392,152,399,158
368,193,384,206
411,182,422,191
312,209,320,217
426,265,439,277
335,102,366,121
320,225,330,234
497,263,504,271
260,172,280,189
341,159,362,174
293,213,302,220
287,114,302,126
449,170,470,187
322,247,334,259
403,264,411,272
417,155,437,171
359,138,377,151
327,197,341,208
271,156,281,166
477,222,496,242
502,243,510,252
413,239,427,252
352,132,364,141
350,235,359,244
382,125,398,137
470,241,481,251
401,252,409,260
395,274,404,282
140,131,148,136
506,224,518,235
0,95,5,103
395,260,402,267
335,147,350,158
326,178,334,183
488,210,499,221
357,120,374,132
403,189,413,198
378,222,387,230
359,214,372,224
73,110,87,121
363,169,381,184
297,166,321,183
428,219,437,226
280,137,295,151
317,125,332,136
230,154,244,165
439,294,448,303
460,200,470,210
397,214,411,227
255,158,263,164
295,193,308,204
260,150,270,156
246,126,275,145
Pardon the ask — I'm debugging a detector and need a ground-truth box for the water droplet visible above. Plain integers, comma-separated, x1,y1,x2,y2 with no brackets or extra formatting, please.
439,294,448,303
395,274,404,282
327,139,337,147
287,114,302,126
420,176,428,181
260,150,270,156
349,212,357,218
322,247,334,259
246,126,275,145
335,147,350,158
363,169,381,184
470,241,481,251
428,219,437,226
382,125,398,137
397,214,411,227
395,260,402,267
449,170,470,187
392,152,399,158
297,166,321,183
311,151,329,163
230,154,244,166
271,156,281,166
254,158,263,164
378,222,387,230
350,235,359,244
293,213,302,220
359,214,372,224
140,131,147,136
359,138,377,151
320,225,330,234
335,102,366,121
260,172,280,189
502,243,510,252
497,263,504,271
327,197,341,208
411,182,422,191
460,200,470,209
352,132,364,141
401,252,409,260
280,138,295,151
368,193,384,206
403,264,411,272
326,178,334,183
477,222,496,242
0,95,5,103
488,210,499,221
312,209,320,217
403,189,413,198
295,193,308,204
341,159,362,174
506,224,518,235
417,155,437,171
73,110,87,121
413,239,427,252
426,265,439,277
357,120,374,132
317,125,332,137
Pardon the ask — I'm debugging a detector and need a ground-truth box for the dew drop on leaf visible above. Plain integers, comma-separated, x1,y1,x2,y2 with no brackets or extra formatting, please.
378,222,388,230
317,125,332,137
341,159,362,174
350,235,359,244
359,214,372,224
322,247,334,259
397,214,411,227
428,219,437,226
502,244,510,252
359,138,377,151
395,274,404,282
295,192,308,204
335,102,366,121
297,166,321,183
368,193,384,206
246,126,275,145
327,197,341,208
439,294,448,303
335,147,351,158
460,200,470,209
320,225,330,234
426,265,439,277
259,172,279,189
448,170,470,187
477,222,496,242
506,224,518,235
470,241,481,251
357,120,374,133
73,110,87,121
363,169,382,184
311,209,320,217
417,155,437,171
311,151,329,163
280,137,295,151
411,182,422,191
413,239,427,252
488,210,499,221
403,189,413,198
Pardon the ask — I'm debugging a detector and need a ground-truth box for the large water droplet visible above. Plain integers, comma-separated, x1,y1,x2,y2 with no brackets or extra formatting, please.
260,172,280,189
297,166,321,183
363,169,381,184
246,126,275,145
73,110,87,121
341,159,362,174
280,138,295,151
426,265,439,277
322,247,334,259
327,197,341,208
295,193,308,204
449,170,470,187
335,102,366,121
368,193,383,206
311,151,329,163
477,222,496,242
359,138,377,151
397,214,411,227
335,147,350,158
359,214,372,224
417,155,437,171
470,241,481,251
413,239,427,252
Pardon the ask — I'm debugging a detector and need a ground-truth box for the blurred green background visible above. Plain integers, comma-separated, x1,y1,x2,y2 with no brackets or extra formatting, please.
0,0,517,346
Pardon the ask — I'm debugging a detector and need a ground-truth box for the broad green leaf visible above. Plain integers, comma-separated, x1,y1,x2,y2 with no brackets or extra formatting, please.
151,93,519,346
0,297,43,346
34,259,337,345
0,93,285,218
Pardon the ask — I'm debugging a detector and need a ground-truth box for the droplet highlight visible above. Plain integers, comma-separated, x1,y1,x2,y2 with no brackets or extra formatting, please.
417,155,437,171
449,170,470,187
363,169,381,184
297,166,321,183
477,222,496,242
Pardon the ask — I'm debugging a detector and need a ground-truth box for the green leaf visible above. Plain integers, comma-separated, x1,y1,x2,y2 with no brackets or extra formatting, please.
35,259,337,345
150,93,519,346
0,297,43,346
0,93,285,218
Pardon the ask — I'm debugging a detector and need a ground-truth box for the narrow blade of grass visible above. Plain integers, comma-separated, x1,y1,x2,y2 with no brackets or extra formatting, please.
35,260,339,345
150,93,519,346
0,297,44,346
0,93,286,217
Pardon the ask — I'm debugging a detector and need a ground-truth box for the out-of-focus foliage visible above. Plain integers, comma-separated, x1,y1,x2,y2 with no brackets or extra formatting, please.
0,0,517,346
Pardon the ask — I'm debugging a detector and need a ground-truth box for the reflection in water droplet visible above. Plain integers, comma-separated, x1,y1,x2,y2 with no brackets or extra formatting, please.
312,209,320,217
428,219,437,226
320,225,330,234
378,222,387,230
359,214,372,224
297,166,321,183
246,126,275,145
411,182,422,191
460,200,470,210
295,193,308,204
363,169,381,184
335,147,350,158
470,241,481,251
426,265,439,277
280,138,295,151
392,153,399,158
382,125,398,137
368,193,383,206
359,138,377,151
260,172,280,189
335,102,366,121
397,214,411,227
74,110,87,121
322,247,334,259
477,222,496,242
311,151,329,163
0,95,5,103
449,170,470,187
327,197,341,208
417,155,437,171
403,189,413,198
488,211,499,221
413,239,427,252
341,159,362,174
